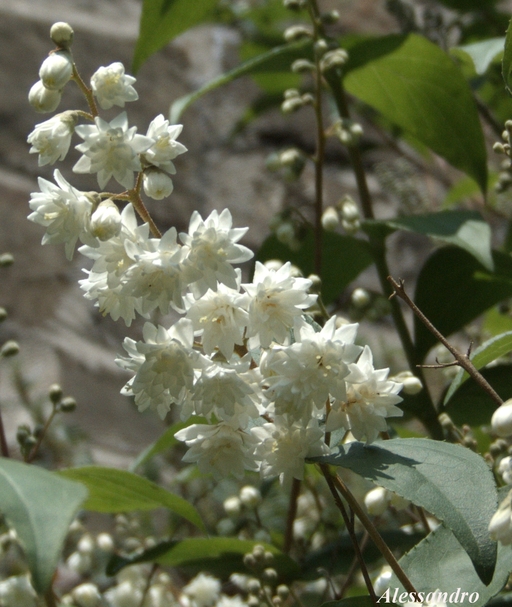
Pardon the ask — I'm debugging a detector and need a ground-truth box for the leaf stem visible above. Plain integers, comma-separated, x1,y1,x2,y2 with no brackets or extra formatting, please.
283,477,301,553
127,174,162,238
71,63,99,118
388,276,503,406
26,404,58,463
0,407,9,458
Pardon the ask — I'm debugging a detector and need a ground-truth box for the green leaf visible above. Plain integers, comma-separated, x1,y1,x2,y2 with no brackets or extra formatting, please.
455,38,504,75
344,34,487,192
255,230,373,305
443,364,512,426
58,467,205,532
414,247,512,361
133,0,220,73
503,18,512,95
107,538,300,580
389,524,512,607
130,417,205,472
313,438,498,585
170,39,313,122
0,458,88,594
382,210,493,270
444,331,512,405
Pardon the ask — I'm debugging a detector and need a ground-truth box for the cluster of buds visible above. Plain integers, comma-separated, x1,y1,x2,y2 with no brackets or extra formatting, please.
493,120,512,193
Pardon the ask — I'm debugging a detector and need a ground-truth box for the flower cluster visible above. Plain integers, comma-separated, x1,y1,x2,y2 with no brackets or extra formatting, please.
27,29,404,486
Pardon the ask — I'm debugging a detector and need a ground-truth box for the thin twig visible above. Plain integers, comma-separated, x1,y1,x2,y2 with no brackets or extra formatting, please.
339,530,371,599
283,477,301,554
388,276,503,407
71,64,99,117
26,405,58,463
127,176,162,238
0,408,9,458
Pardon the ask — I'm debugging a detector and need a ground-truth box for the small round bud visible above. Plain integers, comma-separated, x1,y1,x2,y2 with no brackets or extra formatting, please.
248,597,260,607
321,10,340,24
71,582,101,607
1,340,19,357
284,25,312,43
28,80,62,113
284,88,300,100
364,487,389,516
374,566,393,595
494,142,506,155
339,197,360,221
244,553,257,569
59,396,77,412
341,218,360,235
39,50,73,91
492,399,512,438
252,544,265,561
224,496,242,517
143,170,174,200
281,97,304,114
351,287,370,309
277,585,290,600
90,200,122,241
23,435,37,450
291,59,315,73
96,533,115,552
0,308,7,323
264,551,275,565
321,206,340,231
314,39,329,56
77,534,95,555
262,568,278,584
50,22,74,49
402,374,423,395
16,425,31,446
48,383,63,404
307,273,322,289
0,253,14,267
248,579,262,595
438,412,454,430
320,49,349,73
272,597,282,607
283,0,306,10
240,486,262,508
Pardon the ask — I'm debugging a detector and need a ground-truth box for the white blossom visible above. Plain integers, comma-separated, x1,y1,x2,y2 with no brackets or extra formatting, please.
251,417,330,485
492,399,512,438
243,261,316,348
144,114,187,174
104,580,143,607
326,346,403,443
28,169,95,260
499,456,512,485
180,209,253,297
181,573,221,607
28,112,75,166
28,80,62,113
175,422,259,480
90,200,122,241
73,112,153,189
116,319,199,419
39,50,73,90
143,170,175,200
90,62,138,110
489,490,512,545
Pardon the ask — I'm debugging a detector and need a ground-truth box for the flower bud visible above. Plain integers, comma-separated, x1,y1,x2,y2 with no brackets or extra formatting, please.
60,396,77,413
0,253,14,267
321,10,340,24
314,39,329,56
389,492,410,511
283,25,312,43
283,0,306,10
71,582,101,607
28,80,62,113
90,200,122,241
402,374,423,395
240,485,262,508
320,48,349,72
489,491,512,545
252,544,265,561
50,22,74,49
291,59,315,73
364,486,389,516
321,206,340,231
276,585,290,600
262,568,278,584
1,340,19,357
247,579,261,595
97,533,115,552
374,566,393,595
39,50,73,90
281,96,304,114
342,218,360,234
351,287,370,309
143,170,174,200
16,425,31,446
492,399,512,438
0,308,6,323
339,197,360,221
48,383,63,404
224,496,242,516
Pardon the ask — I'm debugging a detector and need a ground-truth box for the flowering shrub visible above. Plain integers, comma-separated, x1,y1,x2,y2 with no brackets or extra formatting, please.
4,2,512,606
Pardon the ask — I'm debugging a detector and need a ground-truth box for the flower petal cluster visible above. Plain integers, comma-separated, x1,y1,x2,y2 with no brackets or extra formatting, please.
73,112,153,189
28,169,95,260
27,112,76,166
90,62,138,110
144,114,187,174
489,490,512,545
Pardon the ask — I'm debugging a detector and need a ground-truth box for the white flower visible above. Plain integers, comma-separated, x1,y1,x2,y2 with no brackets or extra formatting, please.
261,317,361,422
252,417,330,485
499,456,512,485
28,80,61,113
27,112,76,166
239,485,262,508
116,319,198,419
180,209,253,297
492,399,512,438
185,278,249,359
490,490,512,545
0,575,37,607
90,62,138,110
39,50,73,90
104,580,142,607
364,486,389,516
181,573,221,607
28,169,95,259
73,112,153,189
243,261,316,348
326,346,403,443
90,200,122,241
176,422,259,479
142,170,175,200
144,114,187,174
71,582,101,607
122,227,191,315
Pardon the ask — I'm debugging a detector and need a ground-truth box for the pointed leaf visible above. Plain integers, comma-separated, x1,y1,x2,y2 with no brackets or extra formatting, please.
389,524,512,607
107,538,300,580
170,40,313,122
382,210,493,270
344,34,487,192
313,438,498,584
455,38,504,75
503,18,512,95
256,230,373,305
444,331,512,405
133,0,220,73
414,247,512,361
58,467,205,532
0,458,88,593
